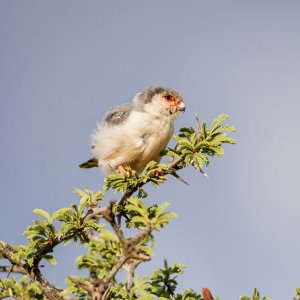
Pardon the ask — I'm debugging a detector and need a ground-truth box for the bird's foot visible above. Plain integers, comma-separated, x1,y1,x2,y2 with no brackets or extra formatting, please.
117,165,127,176
117,165,137,177
152,168,164,177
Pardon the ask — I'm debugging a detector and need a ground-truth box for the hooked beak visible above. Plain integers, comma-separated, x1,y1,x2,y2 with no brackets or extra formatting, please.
177,101,185,112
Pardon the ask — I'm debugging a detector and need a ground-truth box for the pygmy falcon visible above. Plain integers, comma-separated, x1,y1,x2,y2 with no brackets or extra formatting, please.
79,85,185,174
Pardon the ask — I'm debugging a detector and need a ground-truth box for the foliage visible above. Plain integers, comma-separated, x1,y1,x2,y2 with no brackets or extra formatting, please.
167,114,235,173
12,189,104,268
294,288,300,300
240,288,271,300
103,114,235,193
0,115,297,299
0,276,44,299
108,261,204,300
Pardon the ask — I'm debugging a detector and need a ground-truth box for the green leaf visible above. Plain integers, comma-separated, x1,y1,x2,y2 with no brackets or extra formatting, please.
74,188,87,197
201,122,207,139
137,188,148,199
143,160,159,172
213,124,236,133
101,230,119,242
165,148,181,158
78,195,89,215
155,202,170,217
60,223,75,235
126,198,149,219
137,295,155,300
32,209,51,221
44,255,57,265
176,139,194,151
179,127,195,134
130,216,148,226
156,211,177,223
210,114,229,131
52,207,74,221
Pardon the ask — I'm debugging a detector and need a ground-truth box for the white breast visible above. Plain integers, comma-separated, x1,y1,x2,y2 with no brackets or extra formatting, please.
92,110,174,173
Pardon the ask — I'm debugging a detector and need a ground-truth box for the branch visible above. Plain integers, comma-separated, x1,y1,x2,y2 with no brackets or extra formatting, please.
67,275,93,293
78,209,153,299
0,241,64,300
85,206,109,222
103,256,128,284
124,259,142,291
128,223,152,246
80,256,128,300
0,265,27,275
0,242,26,268
31,268,64,300
102,201,126,244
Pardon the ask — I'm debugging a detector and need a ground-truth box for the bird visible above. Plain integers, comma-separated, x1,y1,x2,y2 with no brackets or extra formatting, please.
79,85,185,175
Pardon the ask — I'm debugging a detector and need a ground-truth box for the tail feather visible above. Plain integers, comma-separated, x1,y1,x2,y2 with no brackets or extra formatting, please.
79,158,98,169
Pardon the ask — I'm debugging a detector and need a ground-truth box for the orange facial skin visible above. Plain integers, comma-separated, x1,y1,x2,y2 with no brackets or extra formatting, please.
161,94,184,111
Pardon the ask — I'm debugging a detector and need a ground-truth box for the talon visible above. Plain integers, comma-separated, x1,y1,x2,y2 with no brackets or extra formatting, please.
152,168,164,177
117,165,137,177
117,165,127,176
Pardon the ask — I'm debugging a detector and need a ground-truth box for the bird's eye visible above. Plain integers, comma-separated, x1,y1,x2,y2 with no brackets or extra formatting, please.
164,95,173,101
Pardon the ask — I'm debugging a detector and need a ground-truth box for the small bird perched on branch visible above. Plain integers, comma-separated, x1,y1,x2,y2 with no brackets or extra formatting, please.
79,85,185,174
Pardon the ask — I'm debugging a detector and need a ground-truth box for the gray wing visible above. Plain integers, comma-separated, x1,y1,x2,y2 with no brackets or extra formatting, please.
103,103,132,126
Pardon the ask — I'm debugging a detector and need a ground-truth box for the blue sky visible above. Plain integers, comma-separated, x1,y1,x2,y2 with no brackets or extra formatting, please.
0,1,300,299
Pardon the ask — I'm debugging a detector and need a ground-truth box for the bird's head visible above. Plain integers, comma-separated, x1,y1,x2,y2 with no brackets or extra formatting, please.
134,85,185,118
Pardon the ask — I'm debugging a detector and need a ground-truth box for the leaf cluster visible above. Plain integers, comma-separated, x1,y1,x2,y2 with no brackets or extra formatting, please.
167,114,236,173
240,288,271,300
1,115,299,299
125,198,176,231
75,230,121,280
103,161,168,194
12,189,104,267
109,261,205,300
8,114,295,300
0,276,44,299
